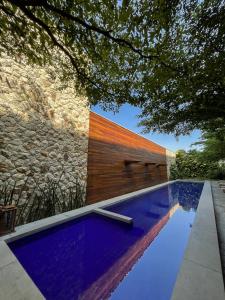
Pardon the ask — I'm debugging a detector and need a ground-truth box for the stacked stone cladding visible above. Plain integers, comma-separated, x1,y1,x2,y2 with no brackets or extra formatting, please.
0,54,90,202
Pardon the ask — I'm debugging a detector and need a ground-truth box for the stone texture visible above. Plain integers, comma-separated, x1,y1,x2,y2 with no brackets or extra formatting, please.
0,54,90,204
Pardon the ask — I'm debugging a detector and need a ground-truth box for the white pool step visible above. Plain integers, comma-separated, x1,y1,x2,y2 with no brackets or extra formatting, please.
92,208,133,225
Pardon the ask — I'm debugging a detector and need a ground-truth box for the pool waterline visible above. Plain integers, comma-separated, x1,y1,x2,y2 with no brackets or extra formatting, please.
5,181,203,300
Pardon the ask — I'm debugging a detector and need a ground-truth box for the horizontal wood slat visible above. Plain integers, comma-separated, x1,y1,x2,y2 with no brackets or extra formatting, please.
86,112,168,204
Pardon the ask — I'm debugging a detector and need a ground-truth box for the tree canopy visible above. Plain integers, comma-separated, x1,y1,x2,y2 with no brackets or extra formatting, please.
0,0,225,135
193,127,225,162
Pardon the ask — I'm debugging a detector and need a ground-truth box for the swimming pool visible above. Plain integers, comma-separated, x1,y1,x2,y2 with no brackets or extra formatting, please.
8,181,203,300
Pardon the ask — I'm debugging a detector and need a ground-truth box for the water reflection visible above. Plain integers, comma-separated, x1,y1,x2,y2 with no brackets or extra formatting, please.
170,181,203,211
8,182,203,300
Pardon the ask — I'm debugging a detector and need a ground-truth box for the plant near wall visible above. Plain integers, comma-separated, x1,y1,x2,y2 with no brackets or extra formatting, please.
0,172,85,226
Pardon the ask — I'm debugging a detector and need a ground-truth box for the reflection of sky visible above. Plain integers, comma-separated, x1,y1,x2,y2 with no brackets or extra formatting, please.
92,104,201,152
110,208,195,300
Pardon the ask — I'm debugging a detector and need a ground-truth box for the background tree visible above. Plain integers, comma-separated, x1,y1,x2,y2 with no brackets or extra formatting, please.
170,149,214,179
170,128,225,180
0,0,225,135
193,127,225,162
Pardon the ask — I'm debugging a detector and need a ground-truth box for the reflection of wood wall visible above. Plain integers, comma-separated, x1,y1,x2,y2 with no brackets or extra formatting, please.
86,112,168,204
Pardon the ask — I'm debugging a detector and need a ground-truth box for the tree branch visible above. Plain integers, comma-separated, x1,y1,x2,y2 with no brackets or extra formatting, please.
9,0,158,61
7,0,182,74
7,1,104,88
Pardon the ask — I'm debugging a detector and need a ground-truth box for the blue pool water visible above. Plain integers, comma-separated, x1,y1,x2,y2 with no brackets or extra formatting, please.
8,182,203,300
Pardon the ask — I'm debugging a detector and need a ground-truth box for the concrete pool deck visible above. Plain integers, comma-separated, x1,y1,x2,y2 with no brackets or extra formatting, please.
0,180,224,299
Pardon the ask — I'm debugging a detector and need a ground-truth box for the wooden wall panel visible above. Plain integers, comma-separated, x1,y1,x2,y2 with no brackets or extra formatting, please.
86,112,168,204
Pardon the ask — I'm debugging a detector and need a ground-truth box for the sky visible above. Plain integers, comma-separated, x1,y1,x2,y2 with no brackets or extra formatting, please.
92,103,202,152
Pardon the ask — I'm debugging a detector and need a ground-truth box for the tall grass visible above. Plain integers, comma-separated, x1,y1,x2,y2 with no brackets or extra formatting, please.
0,172,85,226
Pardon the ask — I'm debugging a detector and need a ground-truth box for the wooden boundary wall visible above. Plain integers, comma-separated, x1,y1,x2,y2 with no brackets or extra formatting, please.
86,112,168,204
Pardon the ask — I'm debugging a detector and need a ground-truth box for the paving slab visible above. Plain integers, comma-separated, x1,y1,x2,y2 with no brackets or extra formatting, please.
184,227,221,273
172,259,224,300
0,242,44,300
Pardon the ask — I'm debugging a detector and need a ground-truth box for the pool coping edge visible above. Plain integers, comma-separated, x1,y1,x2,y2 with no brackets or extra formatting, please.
0,180,176,243
171,180,225,300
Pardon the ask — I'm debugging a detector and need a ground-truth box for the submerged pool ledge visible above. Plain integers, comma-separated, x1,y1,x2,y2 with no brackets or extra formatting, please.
93,208,133,224
172,181,225,300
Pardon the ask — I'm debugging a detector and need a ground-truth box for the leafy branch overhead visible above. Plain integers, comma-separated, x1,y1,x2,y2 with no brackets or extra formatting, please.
0,0,225,134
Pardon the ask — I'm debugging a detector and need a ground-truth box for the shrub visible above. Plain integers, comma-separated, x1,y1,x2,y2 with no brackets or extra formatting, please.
207,165,225,180
170,151,219,180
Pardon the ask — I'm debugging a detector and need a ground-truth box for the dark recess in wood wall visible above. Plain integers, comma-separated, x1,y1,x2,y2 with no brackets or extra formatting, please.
86,112,168,204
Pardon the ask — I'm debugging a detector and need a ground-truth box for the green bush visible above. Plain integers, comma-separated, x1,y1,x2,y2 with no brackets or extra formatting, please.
170,151,220,180
207,165,225,180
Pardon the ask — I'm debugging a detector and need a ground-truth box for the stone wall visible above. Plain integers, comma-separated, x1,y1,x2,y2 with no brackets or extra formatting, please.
166,149,176,179
0,54,90,202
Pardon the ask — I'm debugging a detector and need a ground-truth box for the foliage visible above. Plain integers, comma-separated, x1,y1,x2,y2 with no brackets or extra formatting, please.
0,173,85,226
170,126,225,180
192,127,225,162
0,1,225,134
170,148,225,180
207,164,225,179
170,150,216,179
